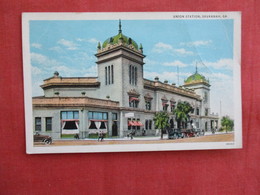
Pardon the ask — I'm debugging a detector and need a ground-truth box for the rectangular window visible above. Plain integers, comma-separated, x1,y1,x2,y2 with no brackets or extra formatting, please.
137,118,140,130
88,111,108,120
72,111,78,119
46,117,52,131
112,113,118,120
196,108,200,116
145,101,151,110
149,120,152,130
135,67,137,85
108,66,110,84
111,65,114,84
131,66,134,85
129,99,139,108
129,65,132,84
163,104,168,111
61,111,79,119
205,108,208,116
128,118,131,130
93,112,102,120
88,111,93,119
105,67,107,85
102,112,108,120
68,111,73,119
35,117,41,131
170,104,175,112
145,120,148,130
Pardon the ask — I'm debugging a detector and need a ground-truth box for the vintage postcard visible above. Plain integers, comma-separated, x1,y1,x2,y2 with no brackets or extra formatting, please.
22,12,242,154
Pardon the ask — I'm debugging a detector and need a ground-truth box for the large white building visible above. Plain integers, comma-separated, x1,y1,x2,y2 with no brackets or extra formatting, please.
33,21,218,139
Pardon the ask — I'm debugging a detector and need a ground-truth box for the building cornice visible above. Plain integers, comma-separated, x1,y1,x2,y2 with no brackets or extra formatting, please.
41,77,100,90
143,79,201,101
33,97,119,110
96,43,145,58
96,53,145,65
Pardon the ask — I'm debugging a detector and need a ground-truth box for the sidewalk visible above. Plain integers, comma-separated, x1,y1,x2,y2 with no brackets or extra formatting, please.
56,131,232,141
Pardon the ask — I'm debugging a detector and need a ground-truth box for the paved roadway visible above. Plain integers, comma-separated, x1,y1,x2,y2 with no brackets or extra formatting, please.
35,132,234,146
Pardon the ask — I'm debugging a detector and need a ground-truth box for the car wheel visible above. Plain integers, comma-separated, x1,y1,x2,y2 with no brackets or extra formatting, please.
45,140,51,145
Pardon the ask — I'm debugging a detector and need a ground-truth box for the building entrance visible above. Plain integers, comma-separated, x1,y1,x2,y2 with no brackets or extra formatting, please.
112,121,118,136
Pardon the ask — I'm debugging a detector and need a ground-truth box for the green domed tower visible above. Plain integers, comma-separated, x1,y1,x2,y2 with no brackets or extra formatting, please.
184,66,210,86
97,19,142,53
95,20,145,112
183,66,211,130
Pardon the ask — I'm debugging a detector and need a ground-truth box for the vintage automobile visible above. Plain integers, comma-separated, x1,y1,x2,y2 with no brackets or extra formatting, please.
34,132,52,145
168,128,185,139
183,128,204,137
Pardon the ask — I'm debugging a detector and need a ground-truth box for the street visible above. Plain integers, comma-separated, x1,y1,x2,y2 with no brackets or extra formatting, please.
35,133,234,146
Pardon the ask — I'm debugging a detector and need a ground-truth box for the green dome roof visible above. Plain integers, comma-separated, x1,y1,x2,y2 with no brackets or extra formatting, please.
101,20,139,50
184,71,209,84
102,33,139,50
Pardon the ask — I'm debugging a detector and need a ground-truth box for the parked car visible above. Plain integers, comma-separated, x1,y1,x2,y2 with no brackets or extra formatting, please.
34,132,52,145
168,128,184,139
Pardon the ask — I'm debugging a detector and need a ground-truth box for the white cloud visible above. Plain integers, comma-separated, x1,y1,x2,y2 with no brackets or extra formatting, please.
87,38,99,44
76,38,100,44
203,58,234,70
83,65,97,77
144,58,160,67
30,52,63,67
49,46,64,53
163,60,187,67
31,66,42,75
58,39,78,50
181,40,212,47
174,48,193,55
76,38,84,42
31,43,42,49
153,42,193,56
153,42,173,53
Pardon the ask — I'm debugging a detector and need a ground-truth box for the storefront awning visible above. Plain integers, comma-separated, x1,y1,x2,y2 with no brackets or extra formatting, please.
128,121,135,126
128,121,143,126
136,121,144,126
129,97,139,102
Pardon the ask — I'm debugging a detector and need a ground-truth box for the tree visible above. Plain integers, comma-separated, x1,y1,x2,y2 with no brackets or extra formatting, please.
153,111,169,139
173,101,193,129
221,116,234,133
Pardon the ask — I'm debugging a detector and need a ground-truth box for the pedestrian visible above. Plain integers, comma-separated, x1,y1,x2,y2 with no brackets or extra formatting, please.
98,131,104,142
74,134,79,139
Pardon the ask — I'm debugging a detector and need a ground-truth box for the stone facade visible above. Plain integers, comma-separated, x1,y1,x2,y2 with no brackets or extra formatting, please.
32,23,218,139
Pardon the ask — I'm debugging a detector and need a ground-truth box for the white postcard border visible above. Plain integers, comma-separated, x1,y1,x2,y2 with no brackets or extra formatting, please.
22,12,242,154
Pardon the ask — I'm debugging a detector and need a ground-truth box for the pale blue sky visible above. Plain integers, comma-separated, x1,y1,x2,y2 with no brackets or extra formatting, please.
29,19,234,117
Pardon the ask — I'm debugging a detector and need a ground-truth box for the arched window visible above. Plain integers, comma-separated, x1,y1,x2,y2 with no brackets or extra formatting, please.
129,96,139,108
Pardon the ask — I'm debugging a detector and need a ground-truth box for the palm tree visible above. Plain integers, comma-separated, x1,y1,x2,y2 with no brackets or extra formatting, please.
221,116,234,133
153,111,169,139
173,101,193,129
